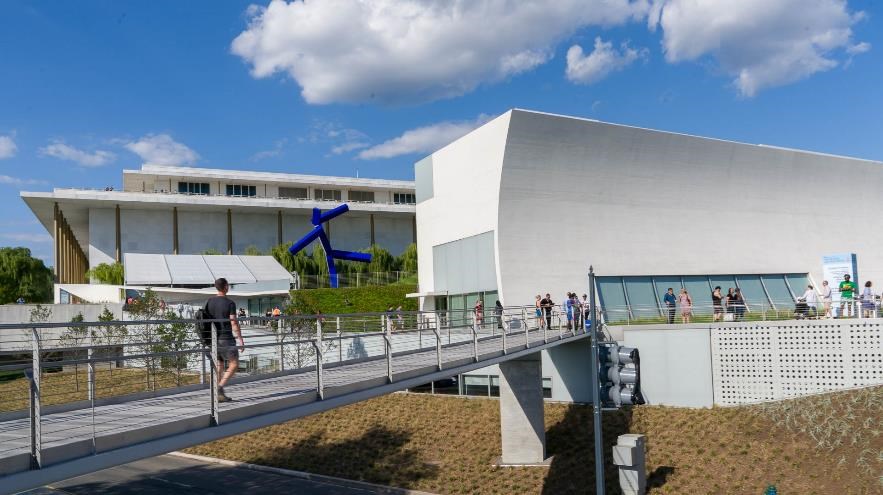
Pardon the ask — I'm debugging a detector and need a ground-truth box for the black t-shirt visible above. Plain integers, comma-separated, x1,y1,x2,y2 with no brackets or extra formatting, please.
206,295,236,340
540,298,553,313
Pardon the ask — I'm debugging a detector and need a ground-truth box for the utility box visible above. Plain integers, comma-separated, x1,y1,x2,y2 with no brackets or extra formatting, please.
613,434,646,495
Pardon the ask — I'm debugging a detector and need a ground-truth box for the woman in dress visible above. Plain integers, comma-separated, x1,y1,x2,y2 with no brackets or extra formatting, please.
711,286,723,322
820,280,833,318
678,288,693,324
861,281,876,318
474,299,483,327
535,295,544,329
732,288,746,321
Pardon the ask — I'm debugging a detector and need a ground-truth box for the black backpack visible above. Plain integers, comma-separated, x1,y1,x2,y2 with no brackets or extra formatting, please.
196,303,214,346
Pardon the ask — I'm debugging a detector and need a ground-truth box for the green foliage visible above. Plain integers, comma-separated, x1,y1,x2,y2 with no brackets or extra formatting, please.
0,247,53,304
244,245,263,256
29,304,52,323
399,243,418,273
127,288,192,376
86,262,124,285
366,244,397,273
202,248,223,255
287,284,418,315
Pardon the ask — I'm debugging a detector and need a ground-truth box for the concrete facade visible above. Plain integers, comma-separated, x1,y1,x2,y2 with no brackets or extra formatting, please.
416,109,883,310
498,353,546,464
21,165,417,282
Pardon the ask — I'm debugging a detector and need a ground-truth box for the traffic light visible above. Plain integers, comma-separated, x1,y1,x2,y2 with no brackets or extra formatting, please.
599,343,643,407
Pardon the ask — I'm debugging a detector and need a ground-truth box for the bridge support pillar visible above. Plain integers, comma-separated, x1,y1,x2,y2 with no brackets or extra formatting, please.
498,352,548,465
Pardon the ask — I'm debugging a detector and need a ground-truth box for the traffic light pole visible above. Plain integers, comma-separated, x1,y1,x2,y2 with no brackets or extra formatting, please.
588,266,605,494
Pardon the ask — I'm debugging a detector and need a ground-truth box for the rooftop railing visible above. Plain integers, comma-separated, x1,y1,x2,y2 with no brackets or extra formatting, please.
51,188,417,207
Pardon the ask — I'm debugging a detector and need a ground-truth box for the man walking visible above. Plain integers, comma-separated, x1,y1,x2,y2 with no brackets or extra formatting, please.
205,277,244,402
663,288,677,324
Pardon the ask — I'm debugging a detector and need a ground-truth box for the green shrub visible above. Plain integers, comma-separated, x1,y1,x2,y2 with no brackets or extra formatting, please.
288,285,418,314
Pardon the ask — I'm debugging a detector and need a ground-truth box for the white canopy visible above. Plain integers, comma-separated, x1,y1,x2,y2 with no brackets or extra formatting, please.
123,254,294,286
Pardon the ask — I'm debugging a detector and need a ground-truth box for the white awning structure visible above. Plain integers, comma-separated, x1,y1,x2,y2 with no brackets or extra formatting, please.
124,253,293,286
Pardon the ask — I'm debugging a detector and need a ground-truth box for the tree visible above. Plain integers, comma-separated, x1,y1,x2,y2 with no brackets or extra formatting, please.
86,262,124,285
399,243,418,273
202,248,222,255
0,247,53,304
244,245,263,256
366,244,396,273
127,288,193,388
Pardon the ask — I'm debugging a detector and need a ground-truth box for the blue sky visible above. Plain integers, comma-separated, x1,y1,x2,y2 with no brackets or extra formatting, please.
1,0,881,264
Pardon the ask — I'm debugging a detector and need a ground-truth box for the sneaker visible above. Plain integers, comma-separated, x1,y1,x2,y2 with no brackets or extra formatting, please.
217,388,232,403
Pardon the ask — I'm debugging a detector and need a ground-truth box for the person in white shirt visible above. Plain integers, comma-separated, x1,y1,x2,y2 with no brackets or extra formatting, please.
820,280,833,318
801,285,819,319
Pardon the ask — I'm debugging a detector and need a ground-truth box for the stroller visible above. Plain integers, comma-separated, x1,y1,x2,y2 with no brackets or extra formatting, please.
793,298,813,319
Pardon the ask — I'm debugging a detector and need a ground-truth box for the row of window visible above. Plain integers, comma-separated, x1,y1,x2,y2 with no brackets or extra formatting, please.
597,273,811,321
407,375,552,399
176,181,417,204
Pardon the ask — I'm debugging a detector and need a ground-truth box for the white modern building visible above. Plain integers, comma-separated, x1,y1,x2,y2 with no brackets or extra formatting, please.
414,109,883,320
21,164,416,284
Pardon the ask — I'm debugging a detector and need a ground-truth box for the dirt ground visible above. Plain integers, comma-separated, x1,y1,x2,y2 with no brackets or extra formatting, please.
185,386,882,494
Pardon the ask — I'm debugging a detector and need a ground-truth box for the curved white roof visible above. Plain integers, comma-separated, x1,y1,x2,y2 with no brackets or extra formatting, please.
124,253,293,286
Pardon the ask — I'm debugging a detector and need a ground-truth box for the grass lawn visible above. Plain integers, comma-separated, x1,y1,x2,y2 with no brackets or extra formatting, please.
290,284,418,315
185,387,882,494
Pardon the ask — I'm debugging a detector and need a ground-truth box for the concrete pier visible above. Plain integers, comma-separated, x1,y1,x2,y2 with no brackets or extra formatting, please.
498,352,547,465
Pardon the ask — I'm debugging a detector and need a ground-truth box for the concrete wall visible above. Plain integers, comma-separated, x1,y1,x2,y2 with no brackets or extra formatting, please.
232,212,277,253
621,325,715,408
120,209,173,255
88,208,116,267
416,113,511,299
495,110,883,306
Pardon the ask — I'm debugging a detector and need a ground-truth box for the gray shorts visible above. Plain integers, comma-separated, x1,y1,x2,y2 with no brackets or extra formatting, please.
215,339,240,362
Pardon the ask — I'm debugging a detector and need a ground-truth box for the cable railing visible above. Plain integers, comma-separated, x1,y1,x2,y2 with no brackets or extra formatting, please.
0,305,588,470
600,296,882,325
295,270,416,289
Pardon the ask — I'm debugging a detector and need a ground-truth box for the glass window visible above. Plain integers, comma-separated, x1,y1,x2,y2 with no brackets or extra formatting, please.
226,184,256,197
597,277,627,323
178,182,187,193
178,182,209,195
348,190,375,202
314,189,342,201
623,277,659,318
542,377,552,399
709,276,737,295
394,193,416,204
279,186,308,199
449,294,465,327
464,375,489,396
683,276,713,315
432,377,459,395
762,275,794,308
653,276,683,307
735,275,769,311
785,273,810,298
489,375,500,397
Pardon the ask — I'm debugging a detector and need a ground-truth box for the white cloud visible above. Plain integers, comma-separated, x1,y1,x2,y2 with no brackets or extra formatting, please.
124,134,199,165
331,141,370,155
2,233,51,243
39,141,115,167
358,115,490,160
650,0,869,96
250,138,289,162
231,0,649,104
0,175,47,186
0,135,17,159
566,37,646,84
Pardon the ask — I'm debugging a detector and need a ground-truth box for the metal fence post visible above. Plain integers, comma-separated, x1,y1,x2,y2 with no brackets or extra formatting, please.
337,330,343,363
472,320,478,362
29,327,42,470
210,323,219,426
524,315,530,349
385,318,393,383
198,321,206,385
315,318,324,399
433,316,442,371
87,325,95,401
502,316,508,355
589,266,605,494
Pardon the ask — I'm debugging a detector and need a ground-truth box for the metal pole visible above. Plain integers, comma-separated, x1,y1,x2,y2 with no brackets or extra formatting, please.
315,319,324,399
30,327,42,469
433,317,442,371
589,266,605,494
502,316,508,354
385,317,393,383
472,321,478,362
87,326,95,401
210,323,219,426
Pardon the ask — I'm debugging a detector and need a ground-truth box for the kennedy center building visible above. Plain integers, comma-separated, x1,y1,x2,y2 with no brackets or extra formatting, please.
415,109,883,318
22,165,416,283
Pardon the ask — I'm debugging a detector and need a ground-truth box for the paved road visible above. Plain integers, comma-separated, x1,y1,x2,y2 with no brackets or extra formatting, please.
22,454,399,495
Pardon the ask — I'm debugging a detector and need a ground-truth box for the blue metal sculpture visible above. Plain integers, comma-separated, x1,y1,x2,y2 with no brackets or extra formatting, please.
288,204,372,288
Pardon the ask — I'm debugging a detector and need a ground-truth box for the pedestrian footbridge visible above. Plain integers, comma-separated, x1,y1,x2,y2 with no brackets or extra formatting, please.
0,308,588,494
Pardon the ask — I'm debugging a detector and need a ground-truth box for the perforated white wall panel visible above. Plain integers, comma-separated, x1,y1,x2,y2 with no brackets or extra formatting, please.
711,320,883,405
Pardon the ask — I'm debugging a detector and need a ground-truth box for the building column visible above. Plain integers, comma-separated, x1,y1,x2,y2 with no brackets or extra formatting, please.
412,216,417,244
498,353,547,465
115,204,121,263
370,214,375,246
277,210,283,246
227,209,233,255
53,203,60,282
172,207,179,255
